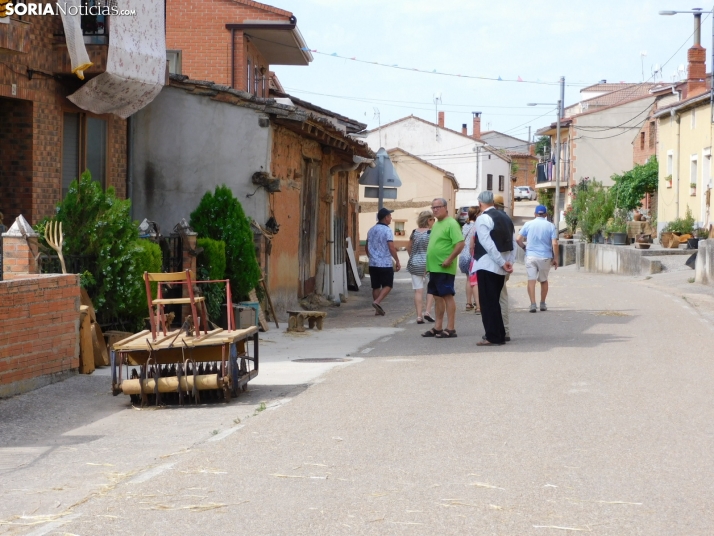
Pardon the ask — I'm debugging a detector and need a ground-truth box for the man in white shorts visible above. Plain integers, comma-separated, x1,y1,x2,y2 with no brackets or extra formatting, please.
516,204,558,313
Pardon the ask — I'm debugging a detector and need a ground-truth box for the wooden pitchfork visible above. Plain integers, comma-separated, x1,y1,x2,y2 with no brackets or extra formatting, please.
45,220,67,274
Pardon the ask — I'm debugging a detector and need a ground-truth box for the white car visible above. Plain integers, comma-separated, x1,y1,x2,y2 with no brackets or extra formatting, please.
514,186,537,201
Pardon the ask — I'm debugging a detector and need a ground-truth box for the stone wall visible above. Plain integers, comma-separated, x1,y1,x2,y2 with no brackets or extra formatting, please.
0,274,80,398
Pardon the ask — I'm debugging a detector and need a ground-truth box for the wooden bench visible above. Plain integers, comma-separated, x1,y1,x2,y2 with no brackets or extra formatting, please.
286,310,327,332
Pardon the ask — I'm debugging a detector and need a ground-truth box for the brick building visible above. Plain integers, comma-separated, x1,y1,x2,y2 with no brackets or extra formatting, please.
0,5,128,228
164,0,311,93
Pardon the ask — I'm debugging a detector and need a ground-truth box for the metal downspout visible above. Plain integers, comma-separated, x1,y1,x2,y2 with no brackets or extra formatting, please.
127,116,134,219
675,111,681,219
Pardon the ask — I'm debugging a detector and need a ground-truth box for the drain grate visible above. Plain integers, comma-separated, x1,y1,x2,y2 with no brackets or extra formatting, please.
292,358,352,363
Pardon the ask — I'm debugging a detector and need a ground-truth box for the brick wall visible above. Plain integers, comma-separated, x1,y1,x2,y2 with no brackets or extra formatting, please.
511,154,537,189
633,117,656,166
0,4,128,228
0,274,80,398
166,0,290,88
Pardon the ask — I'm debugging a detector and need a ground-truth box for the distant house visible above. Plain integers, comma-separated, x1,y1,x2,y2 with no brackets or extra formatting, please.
535,82,657,220
358,148,458,249
365,113,512,214
481,130,537,210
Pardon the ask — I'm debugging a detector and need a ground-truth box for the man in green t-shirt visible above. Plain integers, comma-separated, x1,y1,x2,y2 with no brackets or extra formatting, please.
422,198,464,338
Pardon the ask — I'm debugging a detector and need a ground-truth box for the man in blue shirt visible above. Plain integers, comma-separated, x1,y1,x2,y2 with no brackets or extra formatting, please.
365,208,401,315
516,205,558,313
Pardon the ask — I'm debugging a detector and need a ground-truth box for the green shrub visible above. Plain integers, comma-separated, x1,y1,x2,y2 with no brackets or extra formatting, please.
610,157,658,211
190,186,261,301
537,189,554,219
196,238,227,322
664,207,695,235
45,170,152,329
134,239,163,306
571,178,615,242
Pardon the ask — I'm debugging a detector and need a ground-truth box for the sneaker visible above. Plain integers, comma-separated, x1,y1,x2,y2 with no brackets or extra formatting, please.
540,302,547,311
529,303,537,313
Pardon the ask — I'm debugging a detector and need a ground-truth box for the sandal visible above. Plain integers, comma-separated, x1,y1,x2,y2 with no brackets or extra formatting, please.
477,339,504,346
423,313,435,323
474,307,481,315
372,302,385,316
435,329,457,338
417,317,425,324
465,303,474,310
421,328,442,337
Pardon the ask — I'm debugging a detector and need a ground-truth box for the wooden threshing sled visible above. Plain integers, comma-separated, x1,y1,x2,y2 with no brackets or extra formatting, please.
110,270,258,406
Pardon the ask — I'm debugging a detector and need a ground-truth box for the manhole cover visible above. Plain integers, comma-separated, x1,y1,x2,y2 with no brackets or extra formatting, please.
292,358,352,363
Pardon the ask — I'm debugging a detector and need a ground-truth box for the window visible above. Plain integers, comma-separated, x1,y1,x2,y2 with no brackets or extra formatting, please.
649,121,656,149
640,132,645,150
394,221,406,236
667,152,673,175
62,112,107,196
692,108,696,129
691,155,698,190
166,50,182,75
498,175,504,191
487,174,493,190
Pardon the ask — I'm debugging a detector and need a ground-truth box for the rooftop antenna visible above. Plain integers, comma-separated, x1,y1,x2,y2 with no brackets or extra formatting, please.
433,92,442,140
373,107,381,147
651,63,661,82
640,51,648,82
678,64,686,80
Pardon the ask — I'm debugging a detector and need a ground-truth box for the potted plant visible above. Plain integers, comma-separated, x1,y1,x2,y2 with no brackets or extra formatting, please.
563,205,577,239
666,174,673,188
690,182,697,196
606,212,628,245
661,207,696,248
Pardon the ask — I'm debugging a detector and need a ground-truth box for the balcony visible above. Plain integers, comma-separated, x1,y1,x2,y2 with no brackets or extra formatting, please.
0,19,31,54
53,14,109,77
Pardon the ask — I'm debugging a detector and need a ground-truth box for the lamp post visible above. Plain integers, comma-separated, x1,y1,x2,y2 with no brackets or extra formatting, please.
528,99,563,229
660,7,714,122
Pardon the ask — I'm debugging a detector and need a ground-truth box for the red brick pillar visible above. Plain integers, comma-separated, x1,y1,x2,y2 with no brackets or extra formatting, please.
2,215,40,280
182,231,198,321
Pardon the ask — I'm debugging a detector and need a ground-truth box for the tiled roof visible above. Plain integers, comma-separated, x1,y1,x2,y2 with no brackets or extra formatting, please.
581,82,655,93
387,148,460,189
580,84,657,109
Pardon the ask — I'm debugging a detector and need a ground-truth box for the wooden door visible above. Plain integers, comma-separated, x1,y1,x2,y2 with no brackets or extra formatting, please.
299,160,319,297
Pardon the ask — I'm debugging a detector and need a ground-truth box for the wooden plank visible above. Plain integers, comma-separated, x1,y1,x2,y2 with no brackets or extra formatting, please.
112,330,151,348
192,328,223,343
145,271,191,282
114,327,259,352
346,237,361,290
80,288,97,322
79,307,95,374
249,289,269,332
152,329,182,345
152,297,205,305
91,323,110,367
259,279,280,329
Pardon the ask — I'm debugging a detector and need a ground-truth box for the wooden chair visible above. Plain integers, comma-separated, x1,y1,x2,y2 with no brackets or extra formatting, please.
144,270,236,341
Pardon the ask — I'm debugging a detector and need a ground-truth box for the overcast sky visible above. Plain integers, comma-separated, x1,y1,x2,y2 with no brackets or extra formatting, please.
270,0,709,141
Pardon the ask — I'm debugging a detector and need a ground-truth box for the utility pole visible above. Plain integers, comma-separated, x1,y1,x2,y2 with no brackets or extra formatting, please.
528,126,531,151
554,76,565,231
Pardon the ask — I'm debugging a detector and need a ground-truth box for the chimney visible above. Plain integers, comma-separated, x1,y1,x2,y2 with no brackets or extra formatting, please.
472,111,482,139
529,142,535,156
687,9,707,97
462,123,468,136
438,111,445,128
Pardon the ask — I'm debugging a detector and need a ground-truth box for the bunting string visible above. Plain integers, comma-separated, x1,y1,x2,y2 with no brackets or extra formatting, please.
301,48,590,87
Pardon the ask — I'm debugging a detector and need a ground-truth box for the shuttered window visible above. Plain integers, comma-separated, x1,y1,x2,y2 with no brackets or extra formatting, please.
498,175,504,191
86,117,107,187
487,174,493,190
62,113,80,197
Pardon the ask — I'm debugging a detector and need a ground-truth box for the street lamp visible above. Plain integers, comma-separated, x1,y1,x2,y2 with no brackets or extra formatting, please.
528,100,563,229
660,7,714,122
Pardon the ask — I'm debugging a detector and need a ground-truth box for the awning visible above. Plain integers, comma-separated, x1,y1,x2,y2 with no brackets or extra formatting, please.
226,22,312,66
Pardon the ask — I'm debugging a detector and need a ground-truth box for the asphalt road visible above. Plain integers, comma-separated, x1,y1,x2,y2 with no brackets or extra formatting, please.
3,265,714,534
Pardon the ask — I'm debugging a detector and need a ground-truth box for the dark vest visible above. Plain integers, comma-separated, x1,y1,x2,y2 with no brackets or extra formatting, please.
474,209,514,261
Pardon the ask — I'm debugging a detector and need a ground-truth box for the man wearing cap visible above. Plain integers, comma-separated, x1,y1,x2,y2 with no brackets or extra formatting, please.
365,208,401,315
517,205,558,312
473,191,516,346
422,198,463,338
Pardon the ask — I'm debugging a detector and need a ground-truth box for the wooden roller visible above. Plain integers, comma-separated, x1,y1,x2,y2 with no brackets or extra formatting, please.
121,374,222,395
